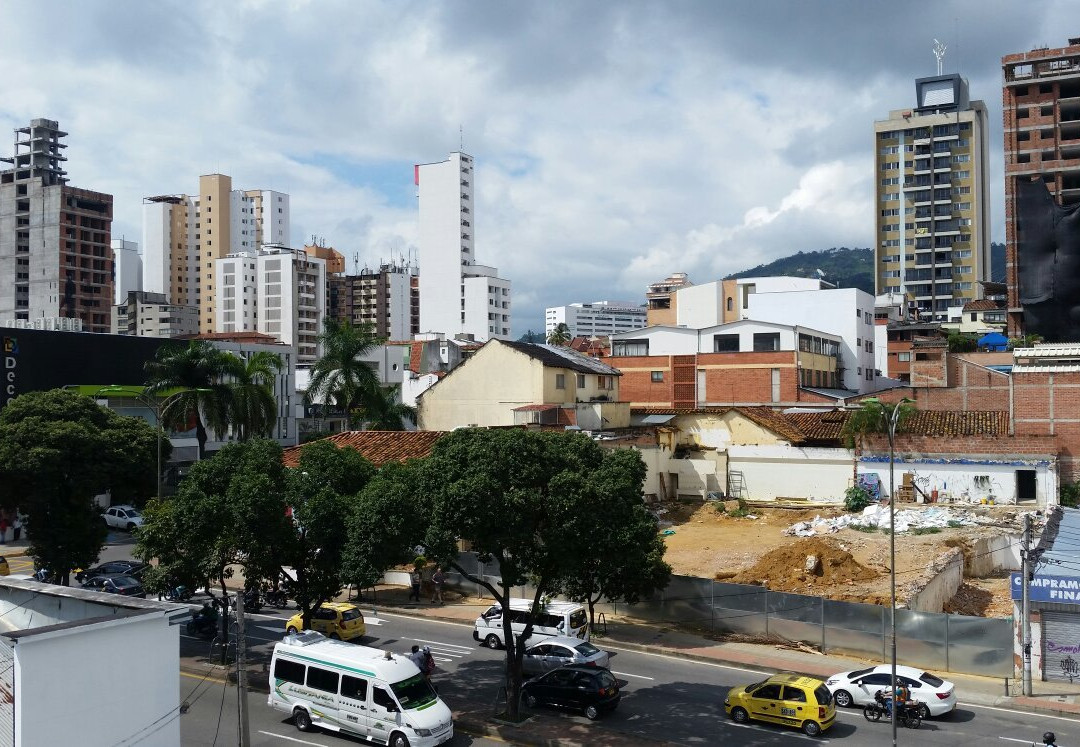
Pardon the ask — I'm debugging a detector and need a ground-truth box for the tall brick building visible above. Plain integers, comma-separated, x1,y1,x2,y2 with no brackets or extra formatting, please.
1002,37,1080,336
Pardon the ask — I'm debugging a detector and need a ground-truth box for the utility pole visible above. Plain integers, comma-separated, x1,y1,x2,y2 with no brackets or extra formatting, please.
1022,513,1033,697
235,592,251,746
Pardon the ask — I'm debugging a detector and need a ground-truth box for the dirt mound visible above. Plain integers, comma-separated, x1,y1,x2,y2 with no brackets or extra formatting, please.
729,537,878,592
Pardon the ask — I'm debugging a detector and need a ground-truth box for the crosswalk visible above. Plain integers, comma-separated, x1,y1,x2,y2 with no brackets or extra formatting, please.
406,637,474,664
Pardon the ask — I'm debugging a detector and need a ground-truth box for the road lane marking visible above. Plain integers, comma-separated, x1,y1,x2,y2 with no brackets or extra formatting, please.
600,642,775,676
257,731,324,745
612,671,655,680
180,670,228,685
379,611,479,628
724,720,828,742
407,637,474,652
965,701,1080,723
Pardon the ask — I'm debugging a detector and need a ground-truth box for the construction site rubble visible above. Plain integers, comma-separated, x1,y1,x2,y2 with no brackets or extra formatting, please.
783,505,1035,536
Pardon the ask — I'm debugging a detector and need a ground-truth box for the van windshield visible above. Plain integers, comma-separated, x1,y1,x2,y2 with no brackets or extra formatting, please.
390,673,438,710
569,610,587,630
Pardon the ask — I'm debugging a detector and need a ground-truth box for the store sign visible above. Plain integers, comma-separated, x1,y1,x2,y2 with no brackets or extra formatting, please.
2,336,17,405
1011,572,1080,604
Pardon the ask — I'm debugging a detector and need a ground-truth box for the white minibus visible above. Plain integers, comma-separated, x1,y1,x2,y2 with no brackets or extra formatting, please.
473,598,589,649
269,631,454,747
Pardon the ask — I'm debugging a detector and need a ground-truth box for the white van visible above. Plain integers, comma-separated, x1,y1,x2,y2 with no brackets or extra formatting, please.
268,631,454,747
473,599,589,649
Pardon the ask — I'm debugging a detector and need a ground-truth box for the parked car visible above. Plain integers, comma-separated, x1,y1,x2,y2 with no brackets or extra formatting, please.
99,575,146,598
725,673,836,737
522,636,610,675
286,602,366,642
520,664,621,720
75,560,149,585
825,664,956,718
103,506,144,531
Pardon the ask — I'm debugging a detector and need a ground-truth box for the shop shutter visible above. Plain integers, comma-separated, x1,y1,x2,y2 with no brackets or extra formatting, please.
1042,611,1080,682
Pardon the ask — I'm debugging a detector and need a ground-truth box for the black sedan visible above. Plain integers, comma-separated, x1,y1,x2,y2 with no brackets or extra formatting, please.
520,664,621,720
99,575,146,598
75,560,149,585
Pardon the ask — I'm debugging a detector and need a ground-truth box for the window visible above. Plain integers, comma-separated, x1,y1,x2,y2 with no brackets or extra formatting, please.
753,333,780,352
726,296,733,312
753,684,783,700
651,371,664,383
612,340,648,356
307,666,339,693
576,374,585,388
372,686,397,711
898,352,911,362
273,659,305,685
341,675,368,701
783,686,807,703
713,334,740,353
555,374,566,389
598,376,614,390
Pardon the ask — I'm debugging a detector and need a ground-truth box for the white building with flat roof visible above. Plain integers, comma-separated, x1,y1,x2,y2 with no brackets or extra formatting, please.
416,152,511,341
545,301,646,338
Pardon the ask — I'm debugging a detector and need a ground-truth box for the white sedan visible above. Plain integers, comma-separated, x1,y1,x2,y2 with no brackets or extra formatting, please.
103,505,144,531
825,664,956,718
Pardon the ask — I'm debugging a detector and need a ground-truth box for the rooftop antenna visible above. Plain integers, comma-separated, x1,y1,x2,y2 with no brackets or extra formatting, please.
352,251,359,275
459,124,464,152
933,39,947,75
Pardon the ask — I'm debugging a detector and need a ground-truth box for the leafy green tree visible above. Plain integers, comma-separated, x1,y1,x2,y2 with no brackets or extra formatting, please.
225,351,283,441
550,449,671,630
0,389,157,584
421,428,648,719
946,331,978,353
342,460,426,590
305,318,383,430
360,384,417,431
546,322,572,346
144,340,235,459
842,397,916,500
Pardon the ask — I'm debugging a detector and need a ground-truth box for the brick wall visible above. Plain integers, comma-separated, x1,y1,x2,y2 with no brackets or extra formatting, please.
615,355,676,407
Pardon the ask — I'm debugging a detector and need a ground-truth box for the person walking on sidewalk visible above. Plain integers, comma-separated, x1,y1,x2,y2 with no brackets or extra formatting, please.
430,568,446,605
11,516,21,543
408,568,422,602
0,516,8,545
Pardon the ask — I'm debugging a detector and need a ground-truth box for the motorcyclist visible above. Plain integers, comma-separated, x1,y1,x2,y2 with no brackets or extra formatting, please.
1038,732,1057,747
192,601,219,633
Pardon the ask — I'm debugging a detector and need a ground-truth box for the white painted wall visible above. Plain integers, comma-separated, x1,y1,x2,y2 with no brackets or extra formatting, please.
261,190,290,246
728,444,852,501
14,615,179,746
676,282,724,328
418,153,469,337
386,270,412,341
111,239,143,304
140,202,170,298
857,457,1059,506
695,321,804,354
611,326,698,355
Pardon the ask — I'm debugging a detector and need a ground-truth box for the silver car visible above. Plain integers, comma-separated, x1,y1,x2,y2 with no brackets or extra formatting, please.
522,635,610,675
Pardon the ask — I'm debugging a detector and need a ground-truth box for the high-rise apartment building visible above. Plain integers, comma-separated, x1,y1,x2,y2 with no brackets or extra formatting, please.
142,175,289,333
545,301,647,339
416,152,511,341
0,119,114,332
1002,37,1080,336
112,239,142,304
873,75,991,321
112,290,199,338
328,261,418,341
214,246,325,365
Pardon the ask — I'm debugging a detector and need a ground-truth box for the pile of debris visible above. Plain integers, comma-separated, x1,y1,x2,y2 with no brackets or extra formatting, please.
782,505,1026,536
729,537,878,591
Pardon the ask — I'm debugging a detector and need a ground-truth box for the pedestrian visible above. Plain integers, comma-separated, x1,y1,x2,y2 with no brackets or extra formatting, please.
12,516,21,543
0,515,8,545
408,645,426,671
423,646,436,679
430,568,446,605
408,567,422,602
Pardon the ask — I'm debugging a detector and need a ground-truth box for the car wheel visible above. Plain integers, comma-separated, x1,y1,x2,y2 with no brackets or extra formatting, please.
126,523,137,531
833,689,853,708
484,634,502,649
388,732,410,747
523,692,538,708
802,720,821,737
287,626,298,635
585,704,601,720
730,707,749,724
329,633,340,640
919,703,931,720
293,708,313,732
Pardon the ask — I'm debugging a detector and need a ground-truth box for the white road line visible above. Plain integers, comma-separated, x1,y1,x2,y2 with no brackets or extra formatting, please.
999,738,1035,744
612,671,655,680
966,701,1080,722
724,720,828,743
257,731,324,746
601,642,775,676
408,637,474,652
379,611,477,629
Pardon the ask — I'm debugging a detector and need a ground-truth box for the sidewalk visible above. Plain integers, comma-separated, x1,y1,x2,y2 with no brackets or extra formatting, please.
179,582,1080,747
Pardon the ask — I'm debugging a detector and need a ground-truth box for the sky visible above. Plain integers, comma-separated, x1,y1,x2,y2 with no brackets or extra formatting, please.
1,1,1076,337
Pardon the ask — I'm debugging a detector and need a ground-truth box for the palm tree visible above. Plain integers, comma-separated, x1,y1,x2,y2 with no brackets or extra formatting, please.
305,319,383,430
225,351,284,441
144,340,234,460
361,385,417,431
547,323,572,346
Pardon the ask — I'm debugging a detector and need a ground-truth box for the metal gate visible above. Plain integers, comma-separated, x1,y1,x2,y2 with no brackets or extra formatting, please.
1042,611,1080,682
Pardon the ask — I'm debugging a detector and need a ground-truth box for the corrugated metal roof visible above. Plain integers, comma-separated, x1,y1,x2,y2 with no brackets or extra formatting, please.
1014,345,1080,357
630,413,676,425
500,341,622,375
1013,365,1080,373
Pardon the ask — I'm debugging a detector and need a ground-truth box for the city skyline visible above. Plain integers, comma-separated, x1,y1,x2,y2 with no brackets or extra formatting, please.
1,1,1076,336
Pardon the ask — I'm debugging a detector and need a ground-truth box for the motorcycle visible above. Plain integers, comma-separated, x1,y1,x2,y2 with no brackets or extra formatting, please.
863,689,922,729
186,604,219,641
242,589,263,613
161,584,192,602
263,585,290,609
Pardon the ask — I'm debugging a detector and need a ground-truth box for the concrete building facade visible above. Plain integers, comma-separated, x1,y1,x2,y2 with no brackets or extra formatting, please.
416,152,511,341
0,119,114,333
545,300,646,339
111,290,199,338
874,75,991,321
1002,37,1080,335
329,261,418,341
111,239,142,305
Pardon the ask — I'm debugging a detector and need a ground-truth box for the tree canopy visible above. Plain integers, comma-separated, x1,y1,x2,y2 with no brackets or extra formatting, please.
305,318,383,430
0,389,159,584
420,428,663,719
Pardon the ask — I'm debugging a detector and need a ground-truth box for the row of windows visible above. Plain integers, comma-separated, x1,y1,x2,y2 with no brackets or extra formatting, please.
554,373,615,390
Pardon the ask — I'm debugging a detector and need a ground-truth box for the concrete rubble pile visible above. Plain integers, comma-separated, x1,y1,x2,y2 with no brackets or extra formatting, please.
783,505,1033,536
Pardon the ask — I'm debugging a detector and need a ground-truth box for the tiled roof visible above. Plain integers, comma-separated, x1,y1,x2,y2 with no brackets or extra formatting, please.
499,340,621,375
632,406,808,444
282,430,447,468
898,410,1009,437
784,410,851,443
410,342,423,374
962,298,1001,312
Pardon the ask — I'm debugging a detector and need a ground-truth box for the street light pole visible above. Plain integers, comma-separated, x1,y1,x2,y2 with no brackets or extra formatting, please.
887,405,899,747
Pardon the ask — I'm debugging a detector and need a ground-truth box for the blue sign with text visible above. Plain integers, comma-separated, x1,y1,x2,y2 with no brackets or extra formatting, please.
1011,572,1080,605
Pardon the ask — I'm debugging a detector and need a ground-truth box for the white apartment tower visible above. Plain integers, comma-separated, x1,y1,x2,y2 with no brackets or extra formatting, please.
111,239,142,304
545,301,647,338
416,152,511,341
142,175,289,333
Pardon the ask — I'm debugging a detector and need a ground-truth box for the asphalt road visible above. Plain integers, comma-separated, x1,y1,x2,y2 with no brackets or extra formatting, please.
177,601,1078,746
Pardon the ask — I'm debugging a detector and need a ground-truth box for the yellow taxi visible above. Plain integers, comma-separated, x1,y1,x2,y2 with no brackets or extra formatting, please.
286,602,366,642
725,673,835,737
